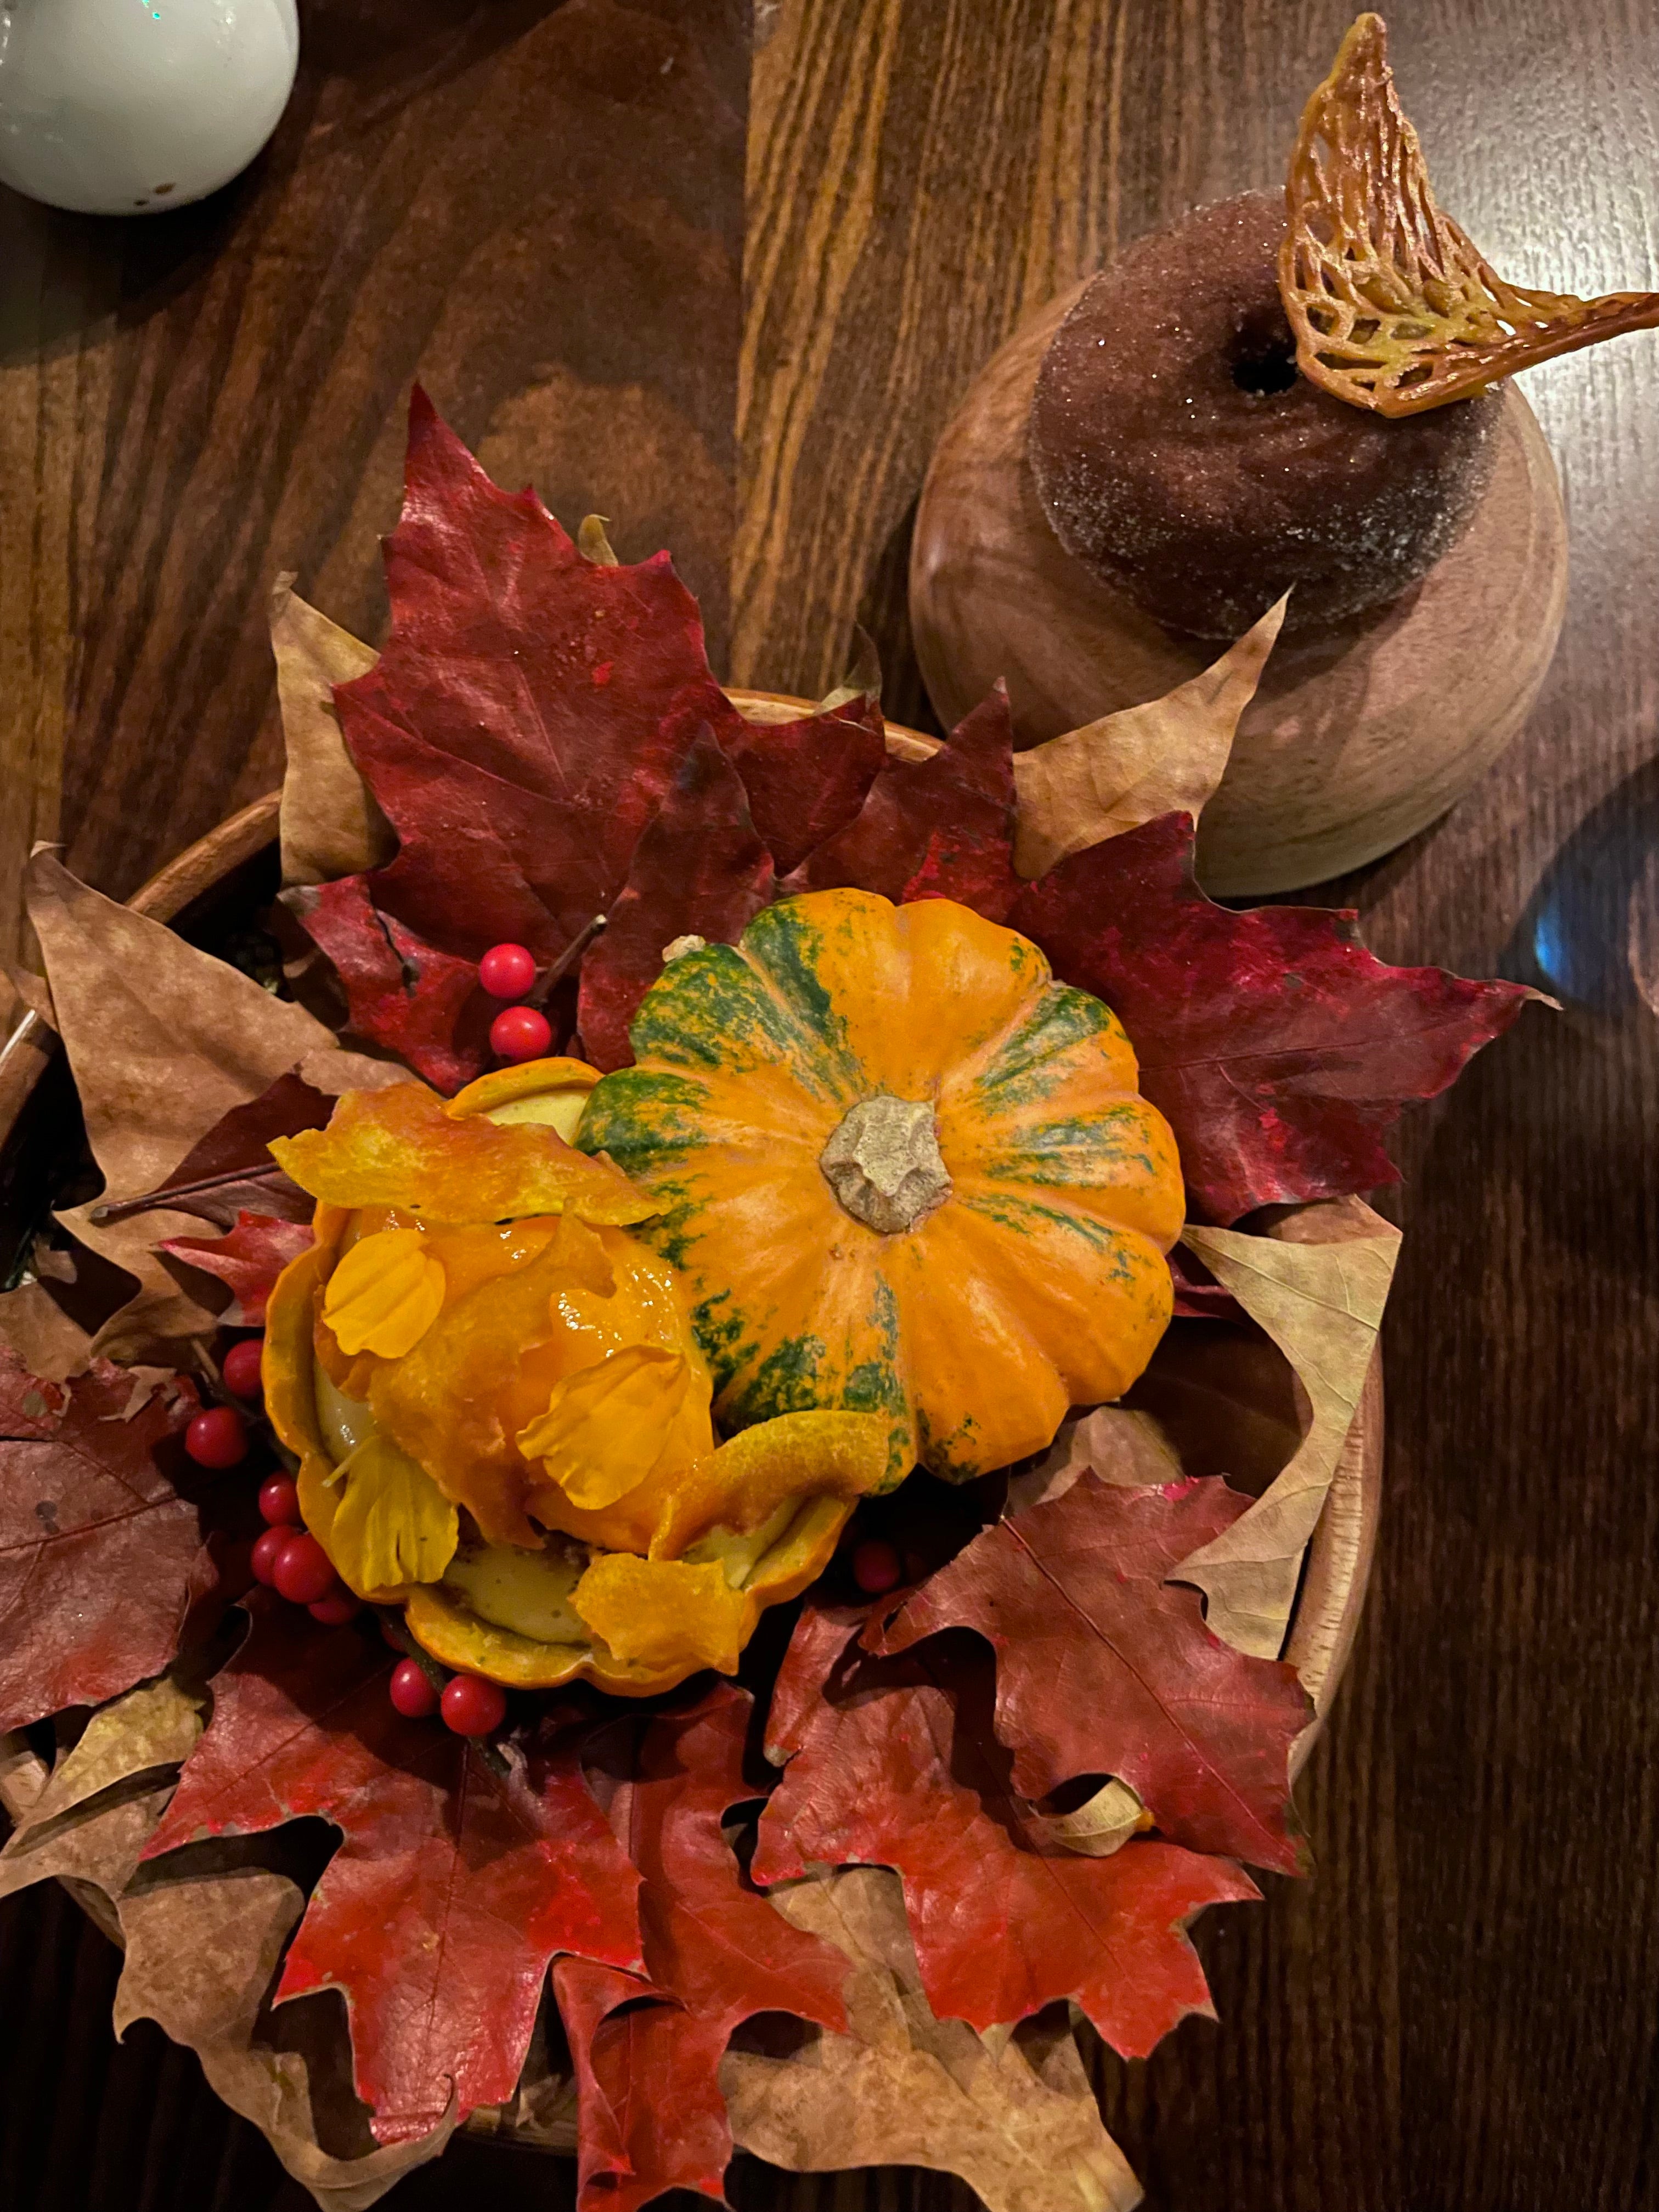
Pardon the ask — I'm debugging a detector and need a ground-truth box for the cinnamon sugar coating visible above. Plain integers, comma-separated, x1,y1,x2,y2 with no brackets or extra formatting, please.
1029,193,1498,639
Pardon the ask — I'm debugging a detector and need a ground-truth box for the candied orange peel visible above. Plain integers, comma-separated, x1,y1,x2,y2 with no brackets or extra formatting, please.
1279,13,1659,416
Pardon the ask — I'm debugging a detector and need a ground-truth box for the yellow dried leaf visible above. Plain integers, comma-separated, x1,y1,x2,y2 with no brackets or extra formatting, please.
1171,1201,1398,1663
321,1228,447,1357
516,1344,714,1512
270,1081,656,1226
329,1433,459,1595
1281,14,1659,415
572,1551,753,1675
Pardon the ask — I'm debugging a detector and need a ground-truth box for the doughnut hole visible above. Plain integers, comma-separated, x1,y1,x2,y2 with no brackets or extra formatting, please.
1028,191,1501,639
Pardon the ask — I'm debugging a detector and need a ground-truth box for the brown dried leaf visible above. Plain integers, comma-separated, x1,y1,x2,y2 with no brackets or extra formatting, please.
1007,1406,1184,1514
116,1863,455,2211
272,577,393,889
1011,597,1285,878
1024,1779,1150,1860
25,855,345,1361
4,963,54,1029
0,1668,207,1918
721,1866,1141,2212
1281,14,1659,416
0,1654,451,2211
1173,1199,1398,1659
0,1280,93,1384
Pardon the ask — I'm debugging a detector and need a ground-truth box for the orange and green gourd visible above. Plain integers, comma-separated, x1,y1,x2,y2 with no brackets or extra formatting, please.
261,1059,892,1695
575,889,1185,1483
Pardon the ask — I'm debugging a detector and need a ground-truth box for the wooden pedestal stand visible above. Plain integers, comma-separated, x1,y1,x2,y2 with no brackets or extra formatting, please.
909,283,1569,896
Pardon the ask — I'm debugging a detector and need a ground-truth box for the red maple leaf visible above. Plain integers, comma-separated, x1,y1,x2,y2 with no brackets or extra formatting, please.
870,1474,1312,1872
143,1595,643,2143
783,684,1022,920
332,387,744,967
159,1212,315,1327
0,1349,207,1733
556,1685,850,2212
721,695,888,877
576,727,775,1074
1011,810,1537,1223
289,875,489,1093
754,1606,1257,2057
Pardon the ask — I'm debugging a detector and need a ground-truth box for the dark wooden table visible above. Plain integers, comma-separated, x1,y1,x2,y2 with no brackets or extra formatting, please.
4,2,1658,2206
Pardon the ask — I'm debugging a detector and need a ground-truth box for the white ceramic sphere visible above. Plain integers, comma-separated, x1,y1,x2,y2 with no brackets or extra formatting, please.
0,0,298,215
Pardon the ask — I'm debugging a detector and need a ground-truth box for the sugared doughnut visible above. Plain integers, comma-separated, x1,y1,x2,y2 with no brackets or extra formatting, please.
1028,192,1500,639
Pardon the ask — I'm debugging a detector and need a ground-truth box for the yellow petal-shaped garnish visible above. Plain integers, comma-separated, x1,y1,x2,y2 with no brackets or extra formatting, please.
271,1082,657,1226
329,1432,459,1595
516,1342,714,1512
323,1228,447,1357
573,1551,754,1675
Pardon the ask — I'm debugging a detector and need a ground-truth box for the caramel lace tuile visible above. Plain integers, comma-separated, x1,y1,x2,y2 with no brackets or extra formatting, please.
1279,13,1659,416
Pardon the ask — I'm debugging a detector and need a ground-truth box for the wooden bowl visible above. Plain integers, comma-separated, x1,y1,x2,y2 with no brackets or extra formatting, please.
0,687,1381,2149
909,280,1570,896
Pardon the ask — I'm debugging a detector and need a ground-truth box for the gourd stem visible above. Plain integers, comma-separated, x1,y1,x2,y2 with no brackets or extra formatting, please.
819,1093,952,1235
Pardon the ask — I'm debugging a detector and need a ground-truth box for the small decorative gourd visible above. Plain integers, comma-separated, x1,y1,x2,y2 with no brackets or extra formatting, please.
577,889,1184,1480
262,1060,891,1695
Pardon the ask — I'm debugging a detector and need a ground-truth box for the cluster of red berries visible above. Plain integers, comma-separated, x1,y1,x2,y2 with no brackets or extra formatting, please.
479,941,551,1064
183,1333,507,1737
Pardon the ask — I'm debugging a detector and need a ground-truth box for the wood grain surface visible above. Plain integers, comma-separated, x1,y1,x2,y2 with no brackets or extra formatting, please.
4,1,1659,2208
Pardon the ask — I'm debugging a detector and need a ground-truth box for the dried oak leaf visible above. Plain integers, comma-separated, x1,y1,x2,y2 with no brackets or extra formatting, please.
870,1474,1311,1873
721,1864,1143,2212
1282,13,1659,415
159,1212,316,1328
0,1664,207,1922
26,853,338,1359
1011,597,1285,878
555,1684,850,2212
754,1609,1256,2055
1011,810,1539,1223
0,1347,208,1733
142,1593,644,2145
784,684,1022,921
286,876,490,1096
575,726,775,1074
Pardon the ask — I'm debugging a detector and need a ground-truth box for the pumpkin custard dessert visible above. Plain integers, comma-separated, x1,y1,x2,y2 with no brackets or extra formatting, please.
0,360,1543,2204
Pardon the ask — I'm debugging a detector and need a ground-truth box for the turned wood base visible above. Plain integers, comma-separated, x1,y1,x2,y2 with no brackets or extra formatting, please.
909,281,1570,895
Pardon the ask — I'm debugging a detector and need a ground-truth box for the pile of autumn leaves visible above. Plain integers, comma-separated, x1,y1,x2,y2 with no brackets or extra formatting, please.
0,396,1537,2212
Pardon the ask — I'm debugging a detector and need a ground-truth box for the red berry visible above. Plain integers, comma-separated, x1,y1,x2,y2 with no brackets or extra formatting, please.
251,1526,289,1585
257,1474,301,1527
308,1589,360,1626
185,1405,247,1469
221,1338,265,1400
851,1538,902,1595
441,1672,507,1737
272,1532,337,1605
389,1657,442,1718
479,943,537,1000
489,1005,551,1063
